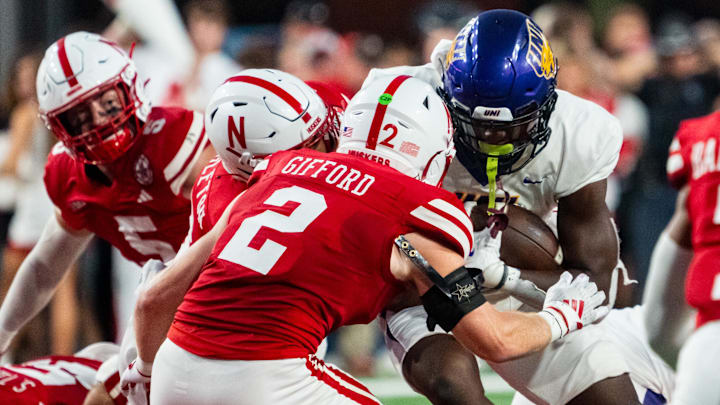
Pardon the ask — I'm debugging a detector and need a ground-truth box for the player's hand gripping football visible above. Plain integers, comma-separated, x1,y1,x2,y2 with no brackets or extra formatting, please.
539,272,609,341
466,228,546,307
120,358,152,405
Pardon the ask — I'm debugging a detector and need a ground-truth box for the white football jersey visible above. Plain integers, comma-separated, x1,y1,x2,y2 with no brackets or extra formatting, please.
362,50,622,224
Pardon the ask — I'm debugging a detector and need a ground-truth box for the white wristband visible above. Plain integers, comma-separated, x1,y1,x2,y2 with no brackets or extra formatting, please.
135,358,153,376
538,310,563,342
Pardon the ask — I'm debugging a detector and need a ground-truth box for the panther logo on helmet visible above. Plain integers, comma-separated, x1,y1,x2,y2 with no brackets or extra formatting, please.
526,19,557,80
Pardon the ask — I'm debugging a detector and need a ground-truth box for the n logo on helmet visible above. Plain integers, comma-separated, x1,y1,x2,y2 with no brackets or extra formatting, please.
227,116,246,149
525,19,557,80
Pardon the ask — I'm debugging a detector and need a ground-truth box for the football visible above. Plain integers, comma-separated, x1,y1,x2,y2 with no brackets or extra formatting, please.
471,203,562,271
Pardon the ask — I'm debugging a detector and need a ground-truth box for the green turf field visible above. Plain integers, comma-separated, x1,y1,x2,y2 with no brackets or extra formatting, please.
380,392,514,404
361,369,515,405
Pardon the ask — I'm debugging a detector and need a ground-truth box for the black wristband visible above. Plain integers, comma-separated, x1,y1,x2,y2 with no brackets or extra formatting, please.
421,284,486,332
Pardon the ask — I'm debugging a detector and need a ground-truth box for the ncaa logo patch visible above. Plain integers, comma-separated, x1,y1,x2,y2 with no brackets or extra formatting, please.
134,154,154,186
525,19,557,79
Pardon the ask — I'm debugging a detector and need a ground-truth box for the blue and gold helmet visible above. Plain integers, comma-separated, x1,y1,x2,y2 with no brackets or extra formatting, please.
441,9,558,184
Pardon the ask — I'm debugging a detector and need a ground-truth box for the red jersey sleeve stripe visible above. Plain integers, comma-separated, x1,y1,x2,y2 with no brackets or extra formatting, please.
427,199,473,240
666,138,685,176
57,37,80,88
409,203,472,258
366,75,412,150
225,75,312,123
164,111,207,194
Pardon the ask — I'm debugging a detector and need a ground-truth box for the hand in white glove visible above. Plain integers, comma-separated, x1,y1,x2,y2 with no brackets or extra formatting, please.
539,272,609,341
466,228,515,289
120,358,152,405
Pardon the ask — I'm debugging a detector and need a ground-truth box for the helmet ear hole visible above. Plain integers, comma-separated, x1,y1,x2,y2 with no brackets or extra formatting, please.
210,108,219,123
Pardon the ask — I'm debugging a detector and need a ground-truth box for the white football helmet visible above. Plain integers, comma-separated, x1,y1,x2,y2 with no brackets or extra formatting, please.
337,75,455,186
36,31,150,164
205,69,343,179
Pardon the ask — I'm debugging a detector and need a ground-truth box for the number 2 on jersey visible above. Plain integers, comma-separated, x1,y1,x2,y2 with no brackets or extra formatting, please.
218,186,327,274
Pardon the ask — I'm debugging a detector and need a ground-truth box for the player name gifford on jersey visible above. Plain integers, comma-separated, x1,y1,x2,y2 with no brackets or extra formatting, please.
280,156,376,196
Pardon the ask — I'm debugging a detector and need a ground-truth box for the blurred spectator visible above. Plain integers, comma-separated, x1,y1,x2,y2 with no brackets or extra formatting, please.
378,42,418,68
602,3,658,92
163,0,241,110
620,13,720,301
0,50,79,361
414,0,478,62
695,19,720,80
102,0,195,105
532,2,613,94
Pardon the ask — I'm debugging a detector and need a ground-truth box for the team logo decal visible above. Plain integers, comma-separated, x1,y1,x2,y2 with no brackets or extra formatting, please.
134,154,154,186
445,17,475,66
525,19,557,79
68,200,86,212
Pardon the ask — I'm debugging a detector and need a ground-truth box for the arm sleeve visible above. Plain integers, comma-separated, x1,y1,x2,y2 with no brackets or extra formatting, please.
0,214,92,352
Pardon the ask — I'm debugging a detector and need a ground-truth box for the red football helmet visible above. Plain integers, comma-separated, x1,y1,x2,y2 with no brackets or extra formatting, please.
36,32,150,164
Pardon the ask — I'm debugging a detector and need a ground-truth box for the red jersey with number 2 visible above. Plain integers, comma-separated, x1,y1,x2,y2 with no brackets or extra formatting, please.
0,355,101,405
666,111,720,327
169,149,473,360
44,106,208,265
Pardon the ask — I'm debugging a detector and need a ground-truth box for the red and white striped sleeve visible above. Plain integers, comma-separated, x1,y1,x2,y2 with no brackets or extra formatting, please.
163,111,208,195
407,195,474,259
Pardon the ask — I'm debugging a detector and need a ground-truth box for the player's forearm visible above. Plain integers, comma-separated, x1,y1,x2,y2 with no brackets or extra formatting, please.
453,308,551,363
134,228,218,362
643,231,694,367
0,216,90,344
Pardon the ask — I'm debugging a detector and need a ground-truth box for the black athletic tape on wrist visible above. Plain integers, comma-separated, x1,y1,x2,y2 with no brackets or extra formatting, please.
421,285,487,332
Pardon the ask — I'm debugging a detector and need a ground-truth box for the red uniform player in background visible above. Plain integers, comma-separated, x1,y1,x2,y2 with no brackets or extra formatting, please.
0,31,215,404
0,342,118,405
664,110,720,404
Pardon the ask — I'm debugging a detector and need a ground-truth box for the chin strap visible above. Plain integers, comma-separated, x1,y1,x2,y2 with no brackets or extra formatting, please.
478,142,514,213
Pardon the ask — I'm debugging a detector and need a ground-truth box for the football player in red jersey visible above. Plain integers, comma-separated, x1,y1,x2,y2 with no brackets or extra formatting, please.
116,69,348,400
655,110,720,404
184,73,348,247
0,31,215,405
127,75,608,405
0,342,118,405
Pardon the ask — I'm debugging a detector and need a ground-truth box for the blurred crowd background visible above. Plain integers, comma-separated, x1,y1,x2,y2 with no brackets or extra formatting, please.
2,0,720,378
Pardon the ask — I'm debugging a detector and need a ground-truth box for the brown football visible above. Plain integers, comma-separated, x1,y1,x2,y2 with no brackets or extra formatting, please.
471,203,562,271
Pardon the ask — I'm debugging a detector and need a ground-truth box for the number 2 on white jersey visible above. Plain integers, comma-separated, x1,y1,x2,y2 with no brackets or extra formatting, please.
218,186,327,274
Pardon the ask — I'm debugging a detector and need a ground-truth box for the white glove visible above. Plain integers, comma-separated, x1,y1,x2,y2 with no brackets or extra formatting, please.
539,272,609,341
466,228,517,289
120,358,152,405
